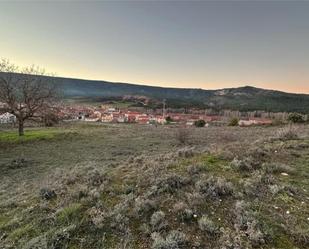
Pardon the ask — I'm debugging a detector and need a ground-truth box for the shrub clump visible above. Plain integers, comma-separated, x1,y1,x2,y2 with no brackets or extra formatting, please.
151,230,187,249
153,174,188,195
195,176,234,198
87,207,106,229
243,172,275,197
262,163,294,174
150,211,167,231
287,113,305,123
187,164,203,176
177,147,195,158
47,225,77,249
194,119,206,127
198,215,219,235
230,157,261,172
233,201,268,247
56,203,83,225
173,202,194,222
175,128,190,145
228,118,239,126
134,197,157,217
276,125,299,140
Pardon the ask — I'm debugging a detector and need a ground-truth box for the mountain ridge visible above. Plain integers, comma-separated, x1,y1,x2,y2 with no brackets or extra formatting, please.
1,73,309,113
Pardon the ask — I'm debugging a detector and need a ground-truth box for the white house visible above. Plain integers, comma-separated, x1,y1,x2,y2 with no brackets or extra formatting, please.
0,112,16,124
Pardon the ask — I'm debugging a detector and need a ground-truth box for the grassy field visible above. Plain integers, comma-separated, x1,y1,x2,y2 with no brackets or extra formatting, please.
0,122,308,249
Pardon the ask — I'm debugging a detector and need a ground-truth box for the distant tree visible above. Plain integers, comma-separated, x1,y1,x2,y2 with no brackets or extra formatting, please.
0,59,58,136
287,113,304,123
228,118,239,126
42,108,60,127
165,116,173,123
194,119,206,127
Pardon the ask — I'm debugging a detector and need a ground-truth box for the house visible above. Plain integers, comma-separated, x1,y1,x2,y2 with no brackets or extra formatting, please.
107,107,117,113
156,116,166,124
238,120,255,126
85,117,100,122
125,111,141,123
137,114,150,124
111,113,126,123
0,112,16,124
101,114,113,123
239,118,272,126
186,120,195,126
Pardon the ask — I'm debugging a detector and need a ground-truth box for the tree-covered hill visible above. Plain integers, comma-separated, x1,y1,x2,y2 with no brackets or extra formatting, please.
1,73,309,113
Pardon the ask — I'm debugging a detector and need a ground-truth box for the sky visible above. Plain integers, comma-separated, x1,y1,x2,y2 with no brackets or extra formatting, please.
1,1,309,94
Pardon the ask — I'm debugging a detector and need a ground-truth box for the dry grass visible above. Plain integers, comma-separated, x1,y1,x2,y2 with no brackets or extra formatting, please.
0,122,308,249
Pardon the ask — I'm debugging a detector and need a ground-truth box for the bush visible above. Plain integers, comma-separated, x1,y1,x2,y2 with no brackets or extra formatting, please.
196,176,234,198
228,118,239,126
173,202,194,222
111,213,129,233
153,174,188,194
165,230,187,247
56,203,83,225
47,225,76,249
87,207,105,229
276,125,299,140
134,197,157,217
233,201,267,246
165,116,173,123
150,211,167,231
288,113,304,123
187,164,203,176
198,216,219,235
194,119,206,127
243,171,275,197
175,128,190,144
177,147,194,158
230,156,261,172
23,235,47,249
42,112,59,127
151,230,187,249
263,163,294,174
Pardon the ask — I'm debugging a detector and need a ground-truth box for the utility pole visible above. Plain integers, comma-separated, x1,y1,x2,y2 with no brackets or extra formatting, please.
163,99,166,118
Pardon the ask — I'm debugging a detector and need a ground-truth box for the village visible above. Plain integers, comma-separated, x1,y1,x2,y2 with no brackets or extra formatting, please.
0,101,280,127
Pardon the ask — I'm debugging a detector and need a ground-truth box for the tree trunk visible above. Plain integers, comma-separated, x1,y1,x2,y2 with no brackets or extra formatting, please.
18,120,24,136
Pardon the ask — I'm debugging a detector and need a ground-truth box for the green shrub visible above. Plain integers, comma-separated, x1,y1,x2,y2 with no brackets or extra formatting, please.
196,176,234,198
56,203,83,225
165,116,173,123
288,113,304,123
194,119,206,127
150,211,167,231
228,118,239,126
198,216,219,235
151,230,187,249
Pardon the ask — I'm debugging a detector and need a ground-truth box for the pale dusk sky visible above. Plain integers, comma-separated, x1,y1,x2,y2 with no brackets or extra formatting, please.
1,1,309,93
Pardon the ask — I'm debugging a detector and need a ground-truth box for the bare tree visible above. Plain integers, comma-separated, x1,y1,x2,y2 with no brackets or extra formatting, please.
0,59,58,136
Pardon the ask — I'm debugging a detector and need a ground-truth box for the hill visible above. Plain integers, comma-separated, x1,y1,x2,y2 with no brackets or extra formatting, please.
50,76,309,113
1,73,309,113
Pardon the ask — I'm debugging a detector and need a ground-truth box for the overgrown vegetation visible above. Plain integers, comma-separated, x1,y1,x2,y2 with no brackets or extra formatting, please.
0,122,308,248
